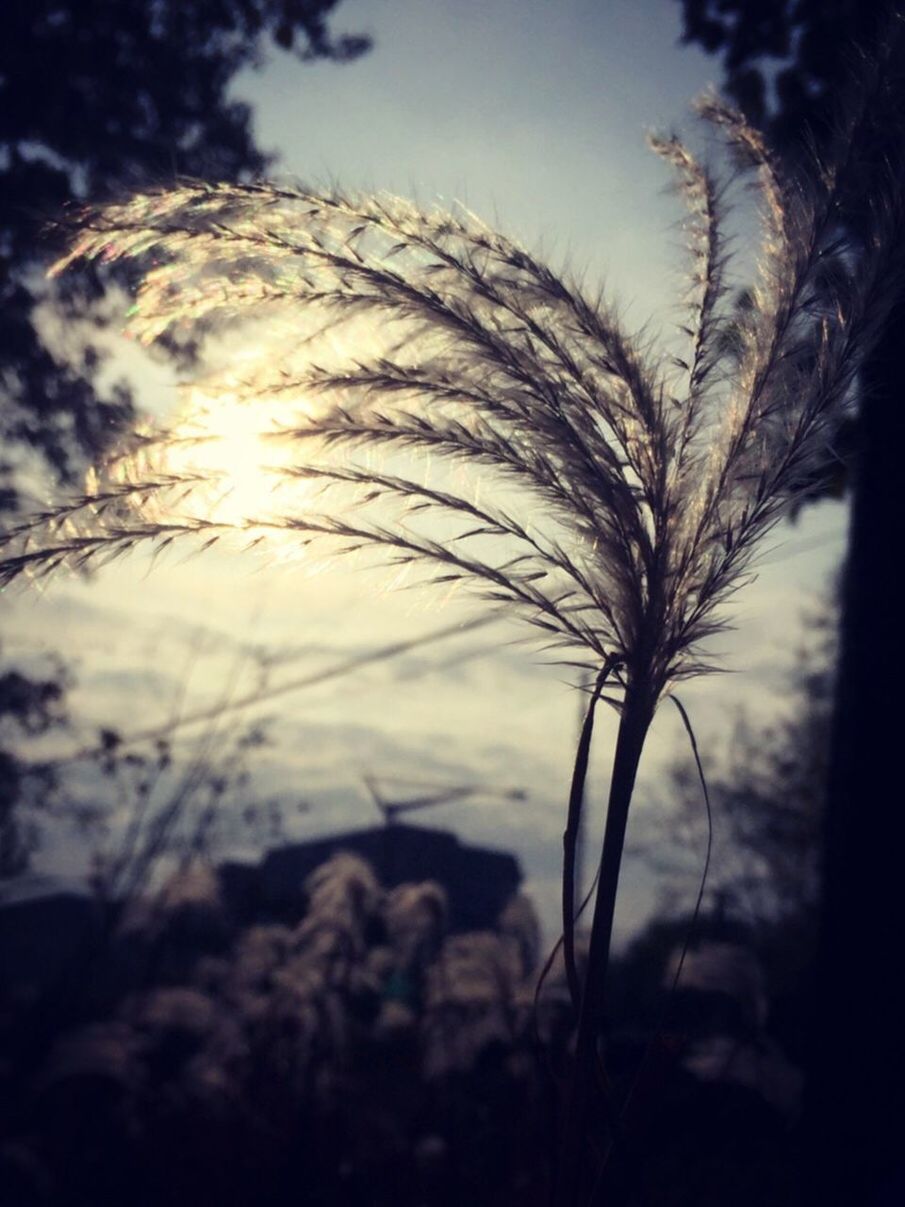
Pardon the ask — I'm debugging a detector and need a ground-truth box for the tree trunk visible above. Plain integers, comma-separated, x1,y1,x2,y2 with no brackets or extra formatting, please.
804,291,905,1204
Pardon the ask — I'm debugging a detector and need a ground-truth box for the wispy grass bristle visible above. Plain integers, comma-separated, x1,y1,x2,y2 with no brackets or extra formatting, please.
8,92,901,701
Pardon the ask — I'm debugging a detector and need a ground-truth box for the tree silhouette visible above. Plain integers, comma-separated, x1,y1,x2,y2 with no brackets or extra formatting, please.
677,5,905,1202
656,595,833,927
680,1,886,152
0,654,67,876
0,0,369,511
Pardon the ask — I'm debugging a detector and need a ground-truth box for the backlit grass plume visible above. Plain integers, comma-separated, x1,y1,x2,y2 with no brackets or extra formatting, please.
4,83,905,1204
6,100,898,689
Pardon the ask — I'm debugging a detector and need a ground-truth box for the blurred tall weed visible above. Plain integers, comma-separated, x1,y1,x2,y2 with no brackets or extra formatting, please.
3,41,905,1203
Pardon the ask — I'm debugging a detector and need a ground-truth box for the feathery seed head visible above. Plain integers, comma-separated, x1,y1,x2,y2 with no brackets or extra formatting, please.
6,93,905,713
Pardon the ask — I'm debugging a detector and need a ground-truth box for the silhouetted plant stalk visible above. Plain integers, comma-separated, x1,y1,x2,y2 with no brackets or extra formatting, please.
2,70,905,1205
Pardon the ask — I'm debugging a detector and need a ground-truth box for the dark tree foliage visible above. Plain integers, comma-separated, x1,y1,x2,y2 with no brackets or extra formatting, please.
665,602,834,928
679,4,905,509
680,2,886,152
0,656,67,876
678,6,905,1203
0,0,369,509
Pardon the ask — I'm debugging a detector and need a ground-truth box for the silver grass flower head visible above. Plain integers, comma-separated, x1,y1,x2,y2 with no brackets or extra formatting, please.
4,94,904,713
303,851,382,923
385,881,448,941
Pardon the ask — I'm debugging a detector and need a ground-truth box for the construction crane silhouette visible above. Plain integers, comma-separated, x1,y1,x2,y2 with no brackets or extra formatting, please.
363,774,526,826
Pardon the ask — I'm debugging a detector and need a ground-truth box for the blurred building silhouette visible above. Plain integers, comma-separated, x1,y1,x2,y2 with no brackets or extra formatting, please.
0,826,522,999
220,823,521,933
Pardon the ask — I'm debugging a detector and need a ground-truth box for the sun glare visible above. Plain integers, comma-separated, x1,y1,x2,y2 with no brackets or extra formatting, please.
122,388,310,540
186,394,284,527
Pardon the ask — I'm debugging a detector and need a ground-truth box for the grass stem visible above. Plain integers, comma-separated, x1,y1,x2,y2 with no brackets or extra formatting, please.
554,679,654,1207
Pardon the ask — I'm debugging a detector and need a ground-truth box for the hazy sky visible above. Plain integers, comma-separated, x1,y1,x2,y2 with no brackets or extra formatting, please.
3,0,846,944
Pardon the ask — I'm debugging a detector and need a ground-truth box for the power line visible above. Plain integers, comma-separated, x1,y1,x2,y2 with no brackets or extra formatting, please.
760,530,844,566
56,613,501,765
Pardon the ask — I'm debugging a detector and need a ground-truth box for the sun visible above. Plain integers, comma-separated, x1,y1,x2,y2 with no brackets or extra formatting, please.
182,392,287,527
116,387,311,537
